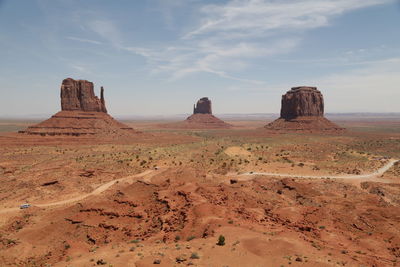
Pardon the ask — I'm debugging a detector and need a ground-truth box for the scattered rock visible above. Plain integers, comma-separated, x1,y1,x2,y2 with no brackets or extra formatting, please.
230,179,238,184
80,170,95,178
175,255,187,263
96,259,107,265
41,180,59,186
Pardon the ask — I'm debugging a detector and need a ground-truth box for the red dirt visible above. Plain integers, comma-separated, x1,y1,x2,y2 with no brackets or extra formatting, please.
0,120,399,267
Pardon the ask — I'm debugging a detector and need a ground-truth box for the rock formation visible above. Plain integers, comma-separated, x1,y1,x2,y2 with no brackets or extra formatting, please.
265,86,344,132
20,78,137,137
193,97,212,114
61,78,107,113
280,87,323,119
161,97,231,129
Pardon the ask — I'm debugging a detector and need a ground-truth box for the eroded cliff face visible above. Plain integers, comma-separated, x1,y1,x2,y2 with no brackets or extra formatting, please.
193,97,212,114
265,86,344,132
280,87,324,120
61,78,107,113
19,78,138,137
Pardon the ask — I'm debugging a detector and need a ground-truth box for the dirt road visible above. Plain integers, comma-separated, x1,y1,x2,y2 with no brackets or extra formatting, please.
1,159,397,215
235,159,399,180
0,169,157,214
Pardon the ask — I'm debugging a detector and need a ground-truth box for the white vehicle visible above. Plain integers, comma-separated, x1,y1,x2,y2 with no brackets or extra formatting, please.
20,204,31,209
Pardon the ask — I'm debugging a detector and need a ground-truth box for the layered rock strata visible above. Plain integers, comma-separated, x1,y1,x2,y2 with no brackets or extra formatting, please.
20,78,137,137
61,78,107,113
266,86,344,132
161,97,231,129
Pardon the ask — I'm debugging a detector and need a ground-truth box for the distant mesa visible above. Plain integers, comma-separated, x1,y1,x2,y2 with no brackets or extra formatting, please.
19,78,138,137
265,86,344,132
161,97,232,129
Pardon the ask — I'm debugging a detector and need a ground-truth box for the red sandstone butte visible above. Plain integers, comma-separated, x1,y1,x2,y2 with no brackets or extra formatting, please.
19,78,137,137
161,97,231,129
266,86,344,132
193,97,212,114
61,78,107,113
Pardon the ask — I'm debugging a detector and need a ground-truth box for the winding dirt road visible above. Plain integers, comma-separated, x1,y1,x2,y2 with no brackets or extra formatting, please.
0,159,398,215
235,159,399,180
0,169,157,214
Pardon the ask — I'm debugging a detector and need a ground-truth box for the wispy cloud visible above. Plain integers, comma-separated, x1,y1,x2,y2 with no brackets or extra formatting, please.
307,57,400,112
70,64,91,74
66,36,103,45
184,0,393,39
87,19,121,45
83,0,393,83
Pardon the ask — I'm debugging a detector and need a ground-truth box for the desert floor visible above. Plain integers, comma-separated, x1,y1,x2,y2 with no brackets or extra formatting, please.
0,118,400,267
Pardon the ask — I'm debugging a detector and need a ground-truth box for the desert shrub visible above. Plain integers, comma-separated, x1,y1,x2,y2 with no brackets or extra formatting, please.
217,235,225,246
186,236,195,241
190,252,200,259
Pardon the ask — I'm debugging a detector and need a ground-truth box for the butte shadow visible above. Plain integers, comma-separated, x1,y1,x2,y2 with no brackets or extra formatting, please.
19,78,139,137
265,86,345,133
160,97,232,129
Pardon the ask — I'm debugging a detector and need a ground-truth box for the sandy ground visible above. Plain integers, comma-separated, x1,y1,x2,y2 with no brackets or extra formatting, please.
0,119,400,266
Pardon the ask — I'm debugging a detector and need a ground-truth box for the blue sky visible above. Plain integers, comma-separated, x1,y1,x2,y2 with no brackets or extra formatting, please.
0,0,399,117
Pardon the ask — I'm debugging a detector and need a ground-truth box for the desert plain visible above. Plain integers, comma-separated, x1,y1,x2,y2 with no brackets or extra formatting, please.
0,117,399,267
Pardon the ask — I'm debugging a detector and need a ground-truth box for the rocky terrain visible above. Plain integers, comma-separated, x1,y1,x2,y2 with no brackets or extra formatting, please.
19,78,137,137
0,118,400,266
266,87,344,132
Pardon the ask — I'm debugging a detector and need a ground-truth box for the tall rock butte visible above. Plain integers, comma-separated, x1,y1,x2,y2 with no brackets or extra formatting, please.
20,78,137,137
193,97,212,114
266,86,344,132
280,87,324,119
61,78,107,113
161,97,231,129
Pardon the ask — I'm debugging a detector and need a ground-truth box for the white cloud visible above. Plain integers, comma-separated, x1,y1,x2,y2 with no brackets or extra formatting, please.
313,57,400,112
125,0,391,82
185,0,392,38
66,36,103,45
87,19,121,45
83,0,393,84
70,64,92,74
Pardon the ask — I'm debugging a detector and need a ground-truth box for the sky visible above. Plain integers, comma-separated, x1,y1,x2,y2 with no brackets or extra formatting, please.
0,0,399,117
